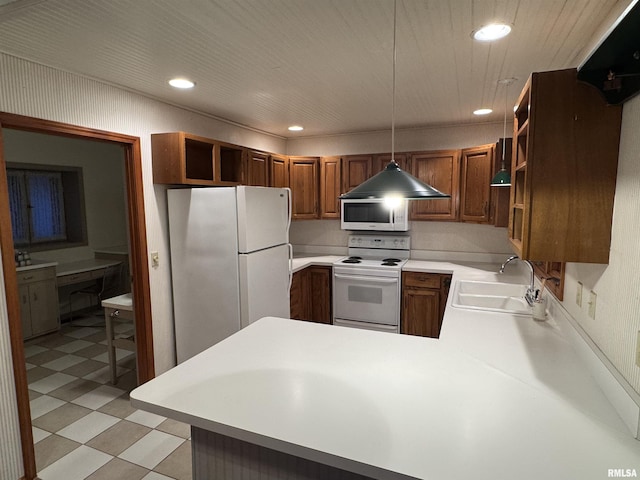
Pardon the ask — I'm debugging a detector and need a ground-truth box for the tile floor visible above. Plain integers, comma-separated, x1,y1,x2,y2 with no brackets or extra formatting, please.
25,315,192,480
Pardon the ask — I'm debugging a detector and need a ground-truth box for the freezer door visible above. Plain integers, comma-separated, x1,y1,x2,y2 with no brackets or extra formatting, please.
238,244,290,328
236,186,289,253
168,188,241,364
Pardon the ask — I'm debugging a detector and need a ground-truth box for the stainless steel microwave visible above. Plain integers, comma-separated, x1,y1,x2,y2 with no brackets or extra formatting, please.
340,199,410,231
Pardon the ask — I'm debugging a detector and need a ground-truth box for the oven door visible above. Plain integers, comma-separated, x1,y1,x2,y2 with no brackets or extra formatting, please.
333,269,400,325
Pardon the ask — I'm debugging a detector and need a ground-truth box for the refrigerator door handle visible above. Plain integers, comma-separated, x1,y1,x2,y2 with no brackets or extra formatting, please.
284,187,292,237
287,243,293,290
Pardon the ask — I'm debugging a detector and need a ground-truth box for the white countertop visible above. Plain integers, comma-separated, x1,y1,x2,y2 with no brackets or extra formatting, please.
56,258,122,276
16,260,58,272
131,257,640,479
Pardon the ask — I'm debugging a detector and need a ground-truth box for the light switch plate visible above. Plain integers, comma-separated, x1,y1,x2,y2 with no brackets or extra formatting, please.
576,281,583,307
151,251,159,268
588,290,597,319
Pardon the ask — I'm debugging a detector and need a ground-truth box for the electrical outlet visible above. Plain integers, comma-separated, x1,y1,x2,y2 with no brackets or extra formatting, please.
636,332,640,367
151,251,159,268
576,281,583,307
588,290,597,319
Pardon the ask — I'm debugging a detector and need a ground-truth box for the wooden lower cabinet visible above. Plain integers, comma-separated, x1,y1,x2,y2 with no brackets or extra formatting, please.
290,266,332,324
401,271,451,338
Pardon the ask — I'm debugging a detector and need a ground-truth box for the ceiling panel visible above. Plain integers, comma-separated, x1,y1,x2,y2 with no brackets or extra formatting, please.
0,0,630,137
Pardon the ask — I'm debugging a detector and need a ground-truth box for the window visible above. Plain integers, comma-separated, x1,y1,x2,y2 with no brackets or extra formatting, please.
7,164,87,250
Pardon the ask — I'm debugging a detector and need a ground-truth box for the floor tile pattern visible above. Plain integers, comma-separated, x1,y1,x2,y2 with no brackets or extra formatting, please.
26,318,191,480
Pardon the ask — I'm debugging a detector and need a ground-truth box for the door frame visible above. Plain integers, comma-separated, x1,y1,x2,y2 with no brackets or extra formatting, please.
0,112,155,480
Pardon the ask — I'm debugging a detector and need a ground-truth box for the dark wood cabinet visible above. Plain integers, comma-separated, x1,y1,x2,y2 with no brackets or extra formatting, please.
460,144,494,224
320,156,342,219
341,155,373,193
410,150,460,221
372,153,409,174
290,266,332,324
152,132,243,186
401,271,451,338
269,154,289,188
247,150,269,186
531,261,565,301
289,156,319,220
508,68,622,263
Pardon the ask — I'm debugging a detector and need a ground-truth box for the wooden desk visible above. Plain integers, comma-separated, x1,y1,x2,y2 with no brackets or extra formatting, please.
102,293,134,385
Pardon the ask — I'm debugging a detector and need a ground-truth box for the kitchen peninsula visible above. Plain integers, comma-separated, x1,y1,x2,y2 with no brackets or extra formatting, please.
131,261,640,480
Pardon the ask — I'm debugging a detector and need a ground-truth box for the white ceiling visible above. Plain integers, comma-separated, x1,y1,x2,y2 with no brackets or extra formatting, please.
0,0,632,138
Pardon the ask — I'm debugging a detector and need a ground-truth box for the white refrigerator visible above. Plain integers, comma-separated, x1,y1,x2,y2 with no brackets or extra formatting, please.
168,186,291,363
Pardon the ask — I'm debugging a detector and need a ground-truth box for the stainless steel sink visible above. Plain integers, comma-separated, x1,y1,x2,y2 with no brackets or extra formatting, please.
451,280,532,315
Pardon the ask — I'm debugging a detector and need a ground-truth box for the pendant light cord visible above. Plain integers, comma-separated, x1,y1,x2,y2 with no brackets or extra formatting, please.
502,82,507,169
391,0,397,164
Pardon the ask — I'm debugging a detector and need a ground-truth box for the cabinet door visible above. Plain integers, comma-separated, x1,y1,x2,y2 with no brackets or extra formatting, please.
29,279,60,336
373,153,409,174
460,144,494,224
247,151,269,186
341,155,373,193
410,150,460,221
320,156,342,219
402,288,441,338
308,266,332,324
18,284,32,339
290,269,308,320
289,157,319,220
269,154,289,188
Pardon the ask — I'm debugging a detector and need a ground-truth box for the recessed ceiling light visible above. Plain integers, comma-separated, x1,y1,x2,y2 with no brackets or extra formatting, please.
472,23,512,42
473,108,493,116
168,78,195,89
288,125,304,132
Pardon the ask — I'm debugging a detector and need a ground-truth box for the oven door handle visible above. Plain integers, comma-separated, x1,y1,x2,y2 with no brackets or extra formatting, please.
334,273,398,284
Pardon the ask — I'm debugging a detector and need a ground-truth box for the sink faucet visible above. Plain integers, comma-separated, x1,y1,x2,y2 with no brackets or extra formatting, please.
499,255,538,305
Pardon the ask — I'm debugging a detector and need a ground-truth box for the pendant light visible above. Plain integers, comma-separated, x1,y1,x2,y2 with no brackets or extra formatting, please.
490,78,515,187
340,0,449,201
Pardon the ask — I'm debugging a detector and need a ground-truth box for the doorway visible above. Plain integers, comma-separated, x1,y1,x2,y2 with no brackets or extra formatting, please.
0,112,154,480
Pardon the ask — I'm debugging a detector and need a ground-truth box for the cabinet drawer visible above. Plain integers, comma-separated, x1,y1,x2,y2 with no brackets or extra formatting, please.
17,267,56,284
402,272,440,289
57,270,93,286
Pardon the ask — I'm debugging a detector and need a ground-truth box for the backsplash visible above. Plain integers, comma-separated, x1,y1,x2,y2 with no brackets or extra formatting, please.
290,219,513,261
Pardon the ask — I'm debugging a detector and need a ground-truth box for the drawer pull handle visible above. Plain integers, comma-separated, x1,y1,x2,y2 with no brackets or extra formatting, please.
22,275,34,280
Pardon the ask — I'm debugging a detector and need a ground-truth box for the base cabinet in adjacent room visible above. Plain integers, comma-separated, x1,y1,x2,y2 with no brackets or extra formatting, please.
18,266,60,340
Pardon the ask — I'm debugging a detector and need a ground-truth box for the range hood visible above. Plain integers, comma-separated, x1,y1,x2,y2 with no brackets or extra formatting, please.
578,0,640,104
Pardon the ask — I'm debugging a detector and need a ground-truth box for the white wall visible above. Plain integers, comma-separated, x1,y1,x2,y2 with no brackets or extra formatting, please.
560,93,640,394
2,129,128,263
286,121,505,156
0,53,287,478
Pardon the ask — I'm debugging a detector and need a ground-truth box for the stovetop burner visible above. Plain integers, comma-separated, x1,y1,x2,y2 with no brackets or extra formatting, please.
382,258,401,263
342,256,362,264
381,261,399,266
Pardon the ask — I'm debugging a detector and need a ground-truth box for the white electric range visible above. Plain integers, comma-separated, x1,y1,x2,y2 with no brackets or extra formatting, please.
332,234,410,333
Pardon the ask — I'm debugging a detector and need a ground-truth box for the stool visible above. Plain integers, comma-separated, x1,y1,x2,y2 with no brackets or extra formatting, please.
102,293,135,385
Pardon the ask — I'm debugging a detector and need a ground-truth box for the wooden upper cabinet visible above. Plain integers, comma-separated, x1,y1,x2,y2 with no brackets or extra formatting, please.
247,150,269,186
269,154,289,188
373,153,409,174
341,155,373,193
289,156,319,220
320,156,342,219
410,150,460,221
152,132,243,186
459,144,494,224
508,68,622,263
